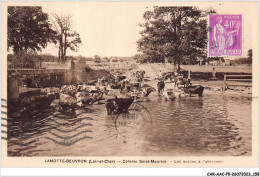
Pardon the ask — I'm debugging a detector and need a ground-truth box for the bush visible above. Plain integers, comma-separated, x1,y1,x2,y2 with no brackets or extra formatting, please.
85,66,93,72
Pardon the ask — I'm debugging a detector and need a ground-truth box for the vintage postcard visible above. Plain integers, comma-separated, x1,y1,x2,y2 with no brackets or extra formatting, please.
1,1,259,168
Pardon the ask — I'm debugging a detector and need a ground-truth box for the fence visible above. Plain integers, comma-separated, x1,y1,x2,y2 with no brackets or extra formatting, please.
223,74,252,91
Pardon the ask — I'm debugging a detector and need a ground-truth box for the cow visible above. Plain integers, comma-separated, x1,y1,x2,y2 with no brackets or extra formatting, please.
105,97,134,115
135,70,145,81
110,81,125,91
105,99,116,115
116,75,127,82
86,80,97,85
182,85,204,97
76,90,104,106
113,97,134,113
138,86,156,97
125,82,141,92
59,93,77,110
157,80,165,94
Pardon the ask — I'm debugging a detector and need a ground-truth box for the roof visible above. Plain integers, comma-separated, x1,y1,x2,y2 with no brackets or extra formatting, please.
110,56,133,61
85,58,94,61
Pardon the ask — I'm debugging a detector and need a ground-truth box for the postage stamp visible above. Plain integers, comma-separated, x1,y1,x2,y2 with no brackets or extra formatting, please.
209,14,242,57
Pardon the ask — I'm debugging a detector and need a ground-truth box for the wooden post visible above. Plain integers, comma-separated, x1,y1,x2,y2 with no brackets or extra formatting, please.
223,75,227,91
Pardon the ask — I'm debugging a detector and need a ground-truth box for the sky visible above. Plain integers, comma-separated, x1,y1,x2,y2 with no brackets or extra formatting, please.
36,2,254,58
41,2,149,58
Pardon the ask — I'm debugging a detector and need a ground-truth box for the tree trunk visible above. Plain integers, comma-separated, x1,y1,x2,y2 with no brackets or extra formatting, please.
177,59,181,73
60,30,64,63
58,47,61,63
63,33,67,63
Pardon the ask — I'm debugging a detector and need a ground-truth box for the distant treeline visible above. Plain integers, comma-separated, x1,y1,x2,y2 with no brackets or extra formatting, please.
230,57,252,66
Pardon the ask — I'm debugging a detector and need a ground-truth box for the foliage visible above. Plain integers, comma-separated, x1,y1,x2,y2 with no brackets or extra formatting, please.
103,57,110,62
231,49,252,66
247,49,252,60
8,52,60,69
133,53,149,63
137,6,215,71
8,6,56,54
94,55,101,63
52,14,82,63
8,51,40,68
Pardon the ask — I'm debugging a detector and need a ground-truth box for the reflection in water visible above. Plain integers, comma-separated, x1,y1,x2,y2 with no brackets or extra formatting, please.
7,93,251,156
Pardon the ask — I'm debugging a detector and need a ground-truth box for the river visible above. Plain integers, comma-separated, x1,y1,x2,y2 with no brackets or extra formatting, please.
7,92,252,156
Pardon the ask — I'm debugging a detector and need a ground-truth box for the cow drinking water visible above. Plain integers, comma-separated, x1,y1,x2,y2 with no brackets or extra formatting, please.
183,85,204,97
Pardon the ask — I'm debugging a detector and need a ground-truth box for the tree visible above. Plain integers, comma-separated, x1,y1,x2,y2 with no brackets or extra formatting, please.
137,7,215,71
247,49,252,60
94,55,101,63
8,6,56,54
133,53,148,63
102,57,110,62
52,13,82,63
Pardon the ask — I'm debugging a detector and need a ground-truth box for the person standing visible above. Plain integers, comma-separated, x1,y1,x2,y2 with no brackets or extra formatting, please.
212,67,217,79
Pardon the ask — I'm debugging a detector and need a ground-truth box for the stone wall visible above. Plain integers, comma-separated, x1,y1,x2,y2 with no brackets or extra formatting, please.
7,69,75,101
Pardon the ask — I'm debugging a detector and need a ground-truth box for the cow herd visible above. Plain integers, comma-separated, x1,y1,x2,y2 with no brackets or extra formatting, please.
44,69,204,114
56,70,156,114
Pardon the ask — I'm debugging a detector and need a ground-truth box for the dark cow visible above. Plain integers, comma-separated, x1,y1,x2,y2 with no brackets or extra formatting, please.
136,70,145,79
183,85,204,97
114,97,134,113
86,80,97,85
105,97,134,115
116,75,127,82
110,81,125,91
125,82,141,92
142,87,156,97
105,99,116,115
157,81,165,94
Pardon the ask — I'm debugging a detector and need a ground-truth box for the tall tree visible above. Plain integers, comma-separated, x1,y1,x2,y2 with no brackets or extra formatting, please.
52,14,82,63
137,7,215,71
8,6,56,54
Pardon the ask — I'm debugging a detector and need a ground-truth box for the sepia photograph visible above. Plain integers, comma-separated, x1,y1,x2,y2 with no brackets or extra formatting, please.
1,1,258,168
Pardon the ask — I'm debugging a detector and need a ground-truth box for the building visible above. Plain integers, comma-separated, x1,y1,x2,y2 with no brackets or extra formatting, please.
85,57,95,66
109,56,136,68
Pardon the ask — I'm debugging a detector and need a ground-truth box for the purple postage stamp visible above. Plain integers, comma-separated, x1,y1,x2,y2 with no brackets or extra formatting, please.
209,14,242,56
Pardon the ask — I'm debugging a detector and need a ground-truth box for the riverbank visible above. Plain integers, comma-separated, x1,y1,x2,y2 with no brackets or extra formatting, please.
129,64,252,95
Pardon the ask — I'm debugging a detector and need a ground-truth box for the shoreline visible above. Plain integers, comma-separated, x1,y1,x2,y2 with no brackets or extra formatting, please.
128,63,252,96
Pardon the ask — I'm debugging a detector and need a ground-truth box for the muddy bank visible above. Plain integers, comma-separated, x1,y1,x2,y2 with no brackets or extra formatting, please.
74,66,115,83
204,86,252,95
